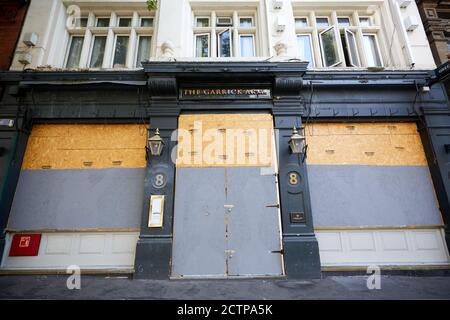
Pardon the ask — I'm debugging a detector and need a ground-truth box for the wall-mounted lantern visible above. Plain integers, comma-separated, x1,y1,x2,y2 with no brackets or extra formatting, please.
289,126,307,162
146,128,164,159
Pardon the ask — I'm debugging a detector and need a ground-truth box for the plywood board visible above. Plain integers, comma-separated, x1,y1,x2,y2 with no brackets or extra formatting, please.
22,124,147,170
177,114,274,167
305,122,427,166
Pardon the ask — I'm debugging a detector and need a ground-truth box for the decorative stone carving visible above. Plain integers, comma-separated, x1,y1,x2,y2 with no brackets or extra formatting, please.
161,41,175,58
274,41,288,57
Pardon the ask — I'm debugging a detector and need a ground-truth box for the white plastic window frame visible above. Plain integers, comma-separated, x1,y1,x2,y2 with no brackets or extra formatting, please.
111,34,130,68
64,35,84,68
337,16,352,27
295,16,309,28
296,33,315,67
315,16,330,28
344,29,360,67
362,33,383,67
95,16,111,28
194,16,210,28
139,17,154,27
319,26,343,67
239,34,255,57
87,34,107,68
194,32,211,57
239,16,254,27
217,28,233,57
117,17,133,27
134,34,152,67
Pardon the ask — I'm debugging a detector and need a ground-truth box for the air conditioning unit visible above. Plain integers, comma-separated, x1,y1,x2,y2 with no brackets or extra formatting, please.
404,15,419,31
22,32,38,47
275,16,285,32
216,17,232,26
397,0,412,8
273,0,283,9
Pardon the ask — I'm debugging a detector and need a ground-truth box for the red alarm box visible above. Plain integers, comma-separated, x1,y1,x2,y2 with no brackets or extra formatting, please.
9,234,41,256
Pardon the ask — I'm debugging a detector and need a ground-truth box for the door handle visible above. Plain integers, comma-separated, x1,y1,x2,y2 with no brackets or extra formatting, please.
266,204,280,208
270,249,284,254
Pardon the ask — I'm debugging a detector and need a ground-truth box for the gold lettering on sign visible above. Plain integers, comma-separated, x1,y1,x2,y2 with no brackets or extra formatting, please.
182,88,270,98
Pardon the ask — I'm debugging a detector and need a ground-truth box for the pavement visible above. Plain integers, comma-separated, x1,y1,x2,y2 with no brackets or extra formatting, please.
0,274,450,299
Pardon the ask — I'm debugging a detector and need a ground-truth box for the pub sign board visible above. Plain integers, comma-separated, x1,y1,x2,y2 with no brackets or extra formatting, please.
180,88,271,99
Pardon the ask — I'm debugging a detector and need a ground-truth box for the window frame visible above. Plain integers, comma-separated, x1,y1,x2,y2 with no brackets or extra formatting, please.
217,28,233,57
134,34,152,67
344,29,360,67
95,17,110,28
111,34,130,68
239,16,254,27
337,17,352,27
194,16,210,28
315,16,330,28
239,34,256,57
64,35,84,68
117,17,133,28
319,26,343,67
359,16,372,27
295,17,309,28
194,32,211,57
87,34,107,68
296,33,315,67
362,33,383,67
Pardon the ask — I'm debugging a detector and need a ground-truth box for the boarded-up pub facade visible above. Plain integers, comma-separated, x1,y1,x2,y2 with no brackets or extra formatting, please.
0,0,449,279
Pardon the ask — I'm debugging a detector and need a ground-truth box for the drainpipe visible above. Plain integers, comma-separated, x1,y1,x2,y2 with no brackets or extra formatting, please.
388,0,415,66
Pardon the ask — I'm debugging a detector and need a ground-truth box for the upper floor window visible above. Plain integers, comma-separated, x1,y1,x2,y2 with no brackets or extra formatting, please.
295,10,384,68
193,11,257,58
64,11,154,69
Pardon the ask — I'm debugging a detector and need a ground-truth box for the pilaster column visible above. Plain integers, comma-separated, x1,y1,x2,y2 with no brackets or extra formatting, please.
272,75,321,279
134,76,179,279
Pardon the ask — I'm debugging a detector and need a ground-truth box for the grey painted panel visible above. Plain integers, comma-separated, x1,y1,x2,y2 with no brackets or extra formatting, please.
226,167,283,276
8,168,145,230
171,168,227,277
307,165,443,227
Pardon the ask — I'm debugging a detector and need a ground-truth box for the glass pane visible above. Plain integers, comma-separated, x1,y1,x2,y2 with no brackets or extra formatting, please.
359,17,371,27
195,34,209,57
96,18,110,27
89,36,106,68
240,35,254,57
363,35,382,67
297,35,313,67
118,18,132,27
239,18,253,27
66,37,84,68
345,30,360,66
320,27,339,67
218,30,231,57
295,18,308,28
141,18,153,27
196,18,209,27
338,18,351,27
75,18,88,28
316,18,329,27
113,36,129,68
136,36,151,67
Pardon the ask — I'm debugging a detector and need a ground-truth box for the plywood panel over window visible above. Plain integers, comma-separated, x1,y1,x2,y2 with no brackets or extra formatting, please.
22,124,147,170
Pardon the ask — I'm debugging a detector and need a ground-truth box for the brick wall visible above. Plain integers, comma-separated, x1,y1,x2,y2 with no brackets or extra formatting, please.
0,0,29,70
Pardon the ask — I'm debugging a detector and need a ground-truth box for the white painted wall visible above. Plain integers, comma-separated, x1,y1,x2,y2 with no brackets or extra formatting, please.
9,0,437,70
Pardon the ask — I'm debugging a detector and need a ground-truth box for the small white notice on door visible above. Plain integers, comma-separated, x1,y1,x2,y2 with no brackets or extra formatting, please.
148,195,165,227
